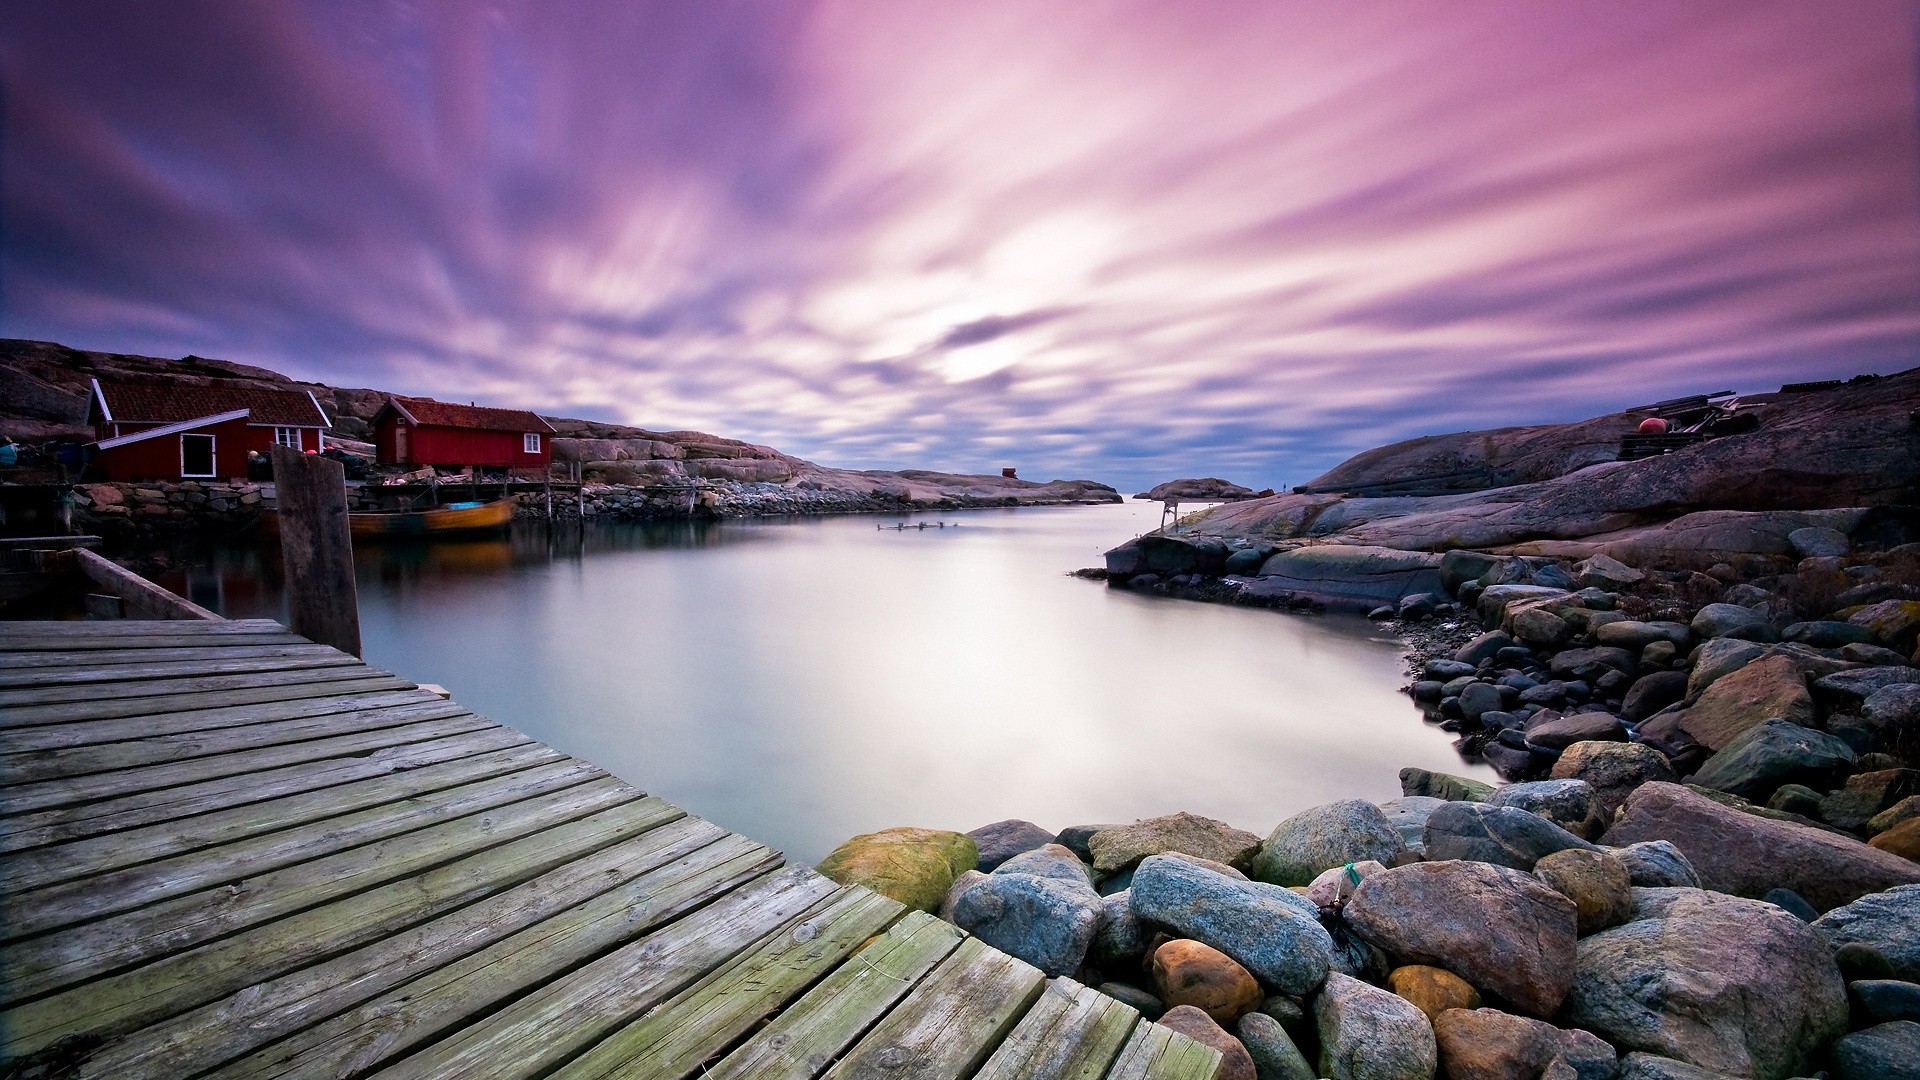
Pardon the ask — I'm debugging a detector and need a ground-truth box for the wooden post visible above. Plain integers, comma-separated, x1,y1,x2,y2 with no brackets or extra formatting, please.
271,447,361,657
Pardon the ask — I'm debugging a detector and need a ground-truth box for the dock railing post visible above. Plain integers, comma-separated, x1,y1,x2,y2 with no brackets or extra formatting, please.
272,446,362,657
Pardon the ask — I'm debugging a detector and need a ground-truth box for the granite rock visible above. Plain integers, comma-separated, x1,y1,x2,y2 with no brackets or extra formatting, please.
1130,853,1335,995
1253,800,1407,886
1088,812,1263,874
1314,972,1438,1080
1422,801,1596,871
968,819,1056,871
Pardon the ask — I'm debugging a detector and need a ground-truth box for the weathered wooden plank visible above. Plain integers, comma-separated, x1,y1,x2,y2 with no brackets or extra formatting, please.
821,937,1048,1080
1,778,648,1004
0,727,537,853
0,632,306,652
0,618,288,638
1103,1023,1223,1080
4,758,611,935
554,887,907,1080
975,978,1139,1080
0,740,576,888
704,911,968,1080
0,797,682,1059
0,662,391,708
0,642,336,670
0,697,472,786
0,653,360,689
217,840,789,1080
77,816,733,1080
0,712,495,815
0,687,442,753
365,865,838,1080
0,671,412,727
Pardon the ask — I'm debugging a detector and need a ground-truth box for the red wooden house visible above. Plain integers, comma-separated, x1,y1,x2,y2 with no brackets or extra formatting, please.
88,380,332,482
372,397,555,470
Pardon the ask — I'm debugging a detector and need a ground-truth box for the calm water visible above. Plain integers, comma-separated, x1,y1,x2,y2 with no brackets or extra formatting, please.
167,502,1491,862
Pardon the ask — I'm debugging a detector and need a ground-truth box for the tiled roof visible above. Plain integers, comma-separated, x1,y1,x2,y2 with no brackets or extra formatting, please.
384,396,555,433
95,381,329,427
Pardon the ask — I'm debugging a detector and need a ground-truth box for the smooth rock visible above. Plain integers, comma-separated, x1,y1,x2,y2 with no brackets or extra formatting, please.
1871,816,1920,862
1689,718,1857,803
1236,1011,1315,1080
1534,847,1632,935
968,819,1056,871
1567,889,1847,1080
1387,964,1481,1022
1423,801,1596,870
992,843,1095,887
1851,599,1920,654
1425,659,1480,681
1431,1007,1618,1080
1641,639,1678,669
1130,853,1336,994
1379,796,1447,853
1550,646,1637,681
1597,620,1692,652
1689,603,1775,642
1788,525,1850,558
1314,972,1438,1080
938,869,988,920
1622,671,1689,723
1254,800,1406,886
1158,1005,1258,1080
1677,654,1813,751
1092,889,1148,968
1604,782,1920,911
1458,683,1505,722
1098,981,1165,1018
816,827,979,912
1524,710,1627,753
1785,619,1878,647
1345,860,1577,1017
1511,608,1572,649
1577,553,1644,590
1609,840,1702,888
1544,751,1672,826
948,870,1103,976
1830,1020,1920,1080
1054,823,1120,862
1400,767,1495,802
1851,979,1920,1024
1087,812,1263,874
1765,782,1825,818
1488,779,1609,840
1152,938,1263,1025
1307,859,1387,909
1815,883,1920,981
1616,1052,1740,1080
1456,630,1518,667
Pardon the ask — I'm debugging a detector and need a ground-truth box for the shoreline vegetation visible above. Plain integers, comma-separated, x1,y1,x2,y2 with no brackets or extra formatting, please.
819,370,1920,1080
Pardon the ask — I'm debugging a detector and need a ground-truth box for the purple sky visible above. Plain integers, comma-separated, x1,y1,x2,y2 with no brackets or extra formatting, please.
4,1,1917,489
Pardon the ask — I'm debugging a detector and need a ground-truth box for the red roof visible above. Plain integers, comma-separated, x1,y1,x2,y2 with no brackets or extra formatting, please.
93,380,329,427
381,396,555,433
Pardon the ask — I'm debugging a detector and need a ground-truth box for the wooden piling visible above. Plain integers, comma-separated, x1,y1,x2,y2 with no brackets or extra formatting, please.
271,447,361,658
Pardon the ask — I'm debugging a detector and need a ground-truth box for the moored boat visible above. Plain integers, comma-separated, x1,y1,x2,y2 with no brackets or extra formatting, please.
266,496,518,539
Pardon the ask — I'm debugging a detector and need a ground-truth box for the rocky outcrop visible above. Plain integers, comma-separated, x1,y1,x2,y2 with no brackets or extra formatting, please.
1137,478,1263,501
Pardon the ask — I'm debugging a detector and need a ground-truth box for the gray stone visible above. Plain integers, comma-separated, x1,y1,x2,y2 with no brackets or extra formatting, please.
1488,779,1610,841
1423,801,1596,870
1578,554,1644,591
1866,684,1920,737
1783,620,1877,647
1378,796,1446,854
1616,1052,1739,1080
968,819,1057,871
1552,741,1676,813
1130,853,1335,994
1830,1021,1920,1080
1567,889,1847,1080
1092,889,1148,968
948,871,1104,977
1852,979,1920,1024
1788,525,1851,559
1456,630,1517,667
1424,659,1479,681
1609,840,1702,888
1237,1010,1315,1080
1345,860,1578,1017
1478,586,1570,627
1097,981,1165,1018
1054,823,1120,862
1814,665,1920,707
1511,607,1572,648
1688,718,1856,802
1689,603,1775,642
1686,638,1769,698
1622,671,1689,724
1597,620,1692,652
992,843,1095,887
1458,682,1505,723
937,869,988,921
1524,710,1626,752
1550,646,1638,681
1253,800,1407,887
1641,639,1679,669
1313,972,1437,1080
1761,887,1818,922
1815,884,1920,982
1087,812,1263,874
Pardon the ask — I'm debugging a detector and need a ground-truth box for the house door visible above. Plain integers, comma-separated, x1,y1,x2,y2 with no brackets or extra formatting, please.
394,424,410,463
180,434,216,478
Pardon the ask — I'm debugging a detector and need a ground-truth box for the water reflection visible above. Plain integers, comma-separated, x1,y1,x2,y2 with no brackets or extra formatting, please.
173,504,1492,862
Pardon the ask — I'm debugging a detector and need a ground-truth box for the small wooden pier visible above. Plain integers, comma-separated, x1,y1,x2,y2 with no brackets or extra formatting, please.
0,618,1221,1079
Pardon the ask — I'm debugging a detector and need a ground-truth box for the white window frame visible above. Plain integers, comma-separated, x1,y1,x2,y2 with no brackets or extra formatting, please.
180,433,217,478
523,432,542,454
273,427,304,450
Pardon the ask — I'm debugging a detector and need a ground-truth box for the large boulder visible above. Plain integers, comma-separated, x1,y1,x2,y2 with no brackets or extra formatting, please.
1130,853,1336,994
1851,599,1920,654
1313,972,1438,1080
1609,840,1702,888
1552,742,1676,813
1422,801,1596,870
1813,665,1920,707
1478,585,1571,627
1345,860,1578,1017
1487,779,1609,840
1690,604,1775,642
1151,938,1264,1025
947,869,1103,976
1615,1053,1741,1079
1534,847,1633,935
967,819,1055,871
1688,719,1856,802
1677,654,1814,751
1087,812,1262,874
1830,1021,1920,1080
1686,639,1769,698
1566,889,1847,1080
1622,671,1689,723
1252,799,1407,886
1432,1007,1618,1080
1813,883,1920,982
1250,545,1446,609
816,827,979,912
1601,782,1920,911
1091,889,1147,968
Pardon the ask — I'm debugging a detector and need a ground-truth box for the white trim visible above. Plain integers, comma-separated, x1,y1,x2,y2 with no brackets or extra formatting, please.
305,389,333,428
94,408,251,449
91,378,113,423
179,433,217,478
272,426,304,451
387,397,420,424
523,432,542,454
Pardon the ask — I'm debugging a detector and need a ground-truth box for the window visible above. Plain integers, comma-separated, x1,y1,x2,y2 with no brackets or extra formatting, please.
180,434,216,477
523,432,542,454
273,427,303,450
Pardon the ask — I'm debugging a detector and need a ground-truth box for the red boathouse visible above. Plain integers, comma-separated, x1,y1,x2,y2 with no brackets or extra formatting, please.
372,396,555,470
87,380,332,482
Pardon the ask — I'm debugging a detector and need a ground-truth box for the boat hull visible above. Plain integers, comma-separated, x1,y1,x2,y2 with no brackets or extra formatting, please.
348,498,517,538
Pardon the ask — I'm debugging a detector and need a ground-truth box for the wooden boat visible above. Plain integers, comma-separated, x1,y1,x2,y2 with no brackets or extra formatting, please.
265,497,517,539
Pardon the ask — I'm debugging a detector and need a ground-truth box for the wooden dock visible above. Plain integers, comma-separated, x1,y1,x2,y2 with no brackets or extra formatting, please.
0,618,1222,1079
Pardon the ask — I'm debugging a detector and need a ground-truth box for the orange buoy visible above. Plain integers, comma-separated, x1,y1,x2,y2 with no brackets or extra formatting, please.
1637,417,1670,435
